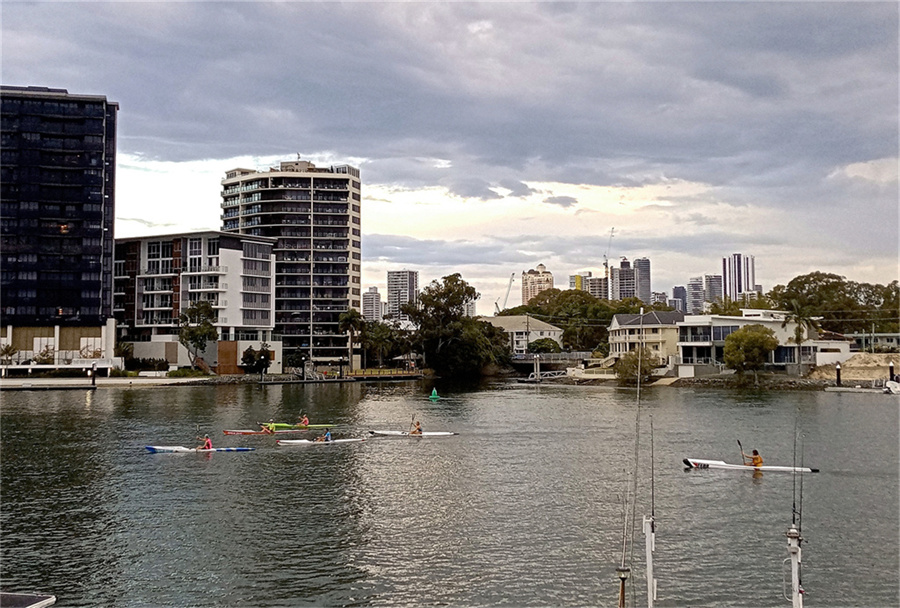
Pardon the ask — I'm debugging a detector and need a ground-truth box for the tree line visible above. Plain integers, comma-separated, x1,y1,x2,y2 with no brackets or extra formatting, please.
170,271,897,379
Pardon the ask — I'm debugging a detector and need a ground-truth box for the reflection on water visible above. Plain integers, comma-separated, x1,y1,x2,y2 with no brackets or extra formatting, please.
1,382,897,607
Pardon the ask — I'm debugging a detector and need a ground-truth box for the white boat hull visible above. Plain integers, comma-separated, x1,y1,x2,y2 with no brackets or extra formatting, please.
683,458,818,473
368,430,457,437
276,438,365,446
145,446,256,453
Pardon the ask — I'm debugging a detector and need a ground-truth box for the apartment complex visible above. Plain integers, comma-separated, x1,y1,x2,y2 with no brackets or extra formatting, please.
220,160,361,367
522,264,554,304
362,286,383,321
386,269,419,321
113,231,280,373
610,258,636,301
723,253,758,300
0,86,118,365
633,257,651,304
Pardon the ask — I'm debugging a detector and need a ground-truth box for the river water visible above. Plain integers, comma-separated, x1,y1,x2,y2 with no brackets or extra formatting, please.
1,381,897,607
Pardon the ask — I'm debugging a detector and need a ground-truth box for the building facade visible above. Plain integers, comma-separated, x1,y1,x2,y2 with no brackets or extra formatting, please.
1,86,119,367
483,315,563,354
113,231,280,374
610,258,636,301
608,311,685,367
522,264,554,304
704,274,724,306
362,286,383,322
220,160,361,367
634,257,651,304
387,269,419,321
723,253,757,300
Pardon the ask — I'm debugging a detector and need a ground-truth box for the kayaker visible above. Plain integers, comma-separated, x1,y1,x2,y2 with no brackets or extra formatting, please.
316,428,332,442
196,434,212,450
259,419,276,434
410,421,423,435
742,448,764,468
298,414,310,426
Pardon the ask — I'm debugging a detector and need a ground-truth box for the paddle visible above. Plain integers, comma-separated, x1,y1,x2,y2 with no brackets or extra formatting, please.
737,439,745,464
408,413,415,435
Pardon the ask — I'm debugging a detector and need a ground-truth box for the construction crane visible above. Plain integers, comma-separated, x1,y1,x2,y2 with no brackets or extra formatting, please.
494,272,515,315
603,227,615,276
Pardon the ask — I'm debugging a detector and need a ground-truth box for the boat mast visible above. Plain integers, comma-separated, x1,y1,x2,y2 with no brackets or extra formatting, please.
785,426,805,607
643,415,657,608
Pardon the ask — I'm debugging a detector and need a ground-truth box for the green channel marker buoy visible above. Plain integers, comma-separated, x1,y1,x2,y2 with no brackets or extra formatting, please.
429,388,439,400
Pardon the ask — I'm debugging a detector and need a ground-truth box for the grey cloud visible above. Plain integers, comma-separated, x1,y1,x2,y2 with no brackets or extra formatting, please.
543,196,577,208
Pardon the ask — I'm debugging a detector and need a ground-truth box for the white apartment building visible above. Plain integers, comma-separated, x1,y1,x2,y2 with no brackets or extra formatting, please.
220,160,361,367
387,269,419,321
362,286,383,322
113,231,281,374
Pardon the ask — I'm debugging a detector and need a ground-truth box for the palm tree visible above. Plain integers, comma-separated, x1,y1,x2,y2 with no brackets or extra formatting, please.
0,344,18,365
338,309,365,372
782,299,821,376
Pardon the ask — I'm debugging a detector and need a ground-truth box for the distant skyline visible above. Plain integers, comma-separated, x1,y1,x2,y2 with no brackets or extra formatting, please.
3,3,897,315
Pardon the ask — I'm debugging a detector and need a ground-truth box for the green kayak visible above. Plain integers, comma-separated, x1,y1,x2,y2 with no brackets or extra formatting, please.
264,422,334,430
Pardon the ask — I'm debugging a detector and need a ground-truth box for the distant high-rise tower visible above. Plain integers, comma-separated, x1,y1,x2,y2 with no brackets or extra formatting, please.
569,271,592,291
704,274,724,305
723,253,757,300
634,257,651,304
362,286,382,322
672,285,687,313
687,277,705,314
387,270,419,321
220,159,361,365
610,258,636,301
522,264,554,304
585,276,609,300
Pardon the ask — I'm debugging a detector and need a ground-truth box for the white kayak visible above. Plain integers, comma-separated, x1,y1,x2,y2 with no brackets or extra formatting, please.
145,445,256,453
276,438,365,446
683,458,818,473
368,430,457,437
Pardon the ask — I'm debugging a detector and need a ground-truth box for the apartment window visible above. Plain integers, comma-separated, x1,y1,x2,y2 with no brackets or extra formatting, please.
189,238,202,257
148,242,160,258
207,239,219,256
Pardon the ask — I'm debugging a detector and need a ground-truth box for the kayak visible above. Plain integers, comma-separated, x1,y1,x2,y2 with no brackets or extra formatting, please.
368,430,457,437
276,438,365,446
263,423,333,430
683,458,818,473
223,429,308,435
145,445,256,453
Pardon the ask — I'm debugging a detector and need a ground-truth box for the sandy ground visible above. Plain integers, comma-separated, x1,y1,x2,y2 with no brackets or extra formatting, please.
807,353,898,380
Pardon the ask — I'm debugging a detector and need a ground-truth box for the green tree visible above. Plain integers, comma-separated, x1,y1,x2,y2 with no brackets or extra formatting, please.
613,346,656,386
402,273,510,376
528,338,562,353
178,301,218,370
338,308,365,370
723,324,779,386
363,320,395,367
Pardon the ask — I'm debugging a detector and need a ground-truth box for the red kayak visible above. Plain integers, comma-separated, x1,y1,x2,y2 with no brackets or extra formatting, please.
223,429,309,435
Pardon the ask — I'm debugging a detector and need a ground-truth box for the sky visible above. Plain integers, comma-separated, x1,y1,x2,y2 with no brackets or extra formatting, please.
3,2,898,315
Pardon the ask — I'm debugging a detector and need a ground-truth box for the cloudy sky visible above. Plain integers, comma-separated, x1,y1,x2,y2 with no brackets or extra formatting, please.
3,2,897,314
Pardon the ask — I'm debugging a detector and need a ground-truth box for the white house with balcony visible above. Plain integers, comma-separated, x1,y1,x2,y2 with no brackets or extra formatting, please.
675,309,852,378
483,315,563,354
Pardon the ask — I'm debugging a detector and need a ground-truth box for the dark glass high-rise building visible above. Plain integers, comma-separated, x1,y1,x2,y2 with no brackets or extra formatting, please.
1,86,118,330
